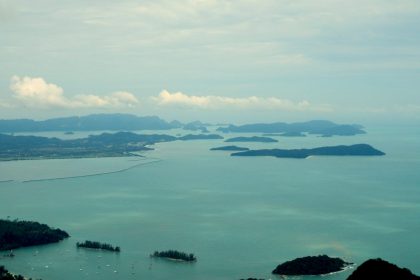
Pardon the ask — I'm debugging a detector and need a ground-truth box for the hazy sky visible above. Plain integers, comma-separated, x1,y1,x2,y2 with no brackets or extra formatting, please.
1,0,419,123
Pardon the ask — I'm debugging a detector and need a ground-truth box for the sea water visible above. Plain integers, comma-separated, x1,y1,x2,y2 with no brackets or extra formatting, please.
0,125,419,280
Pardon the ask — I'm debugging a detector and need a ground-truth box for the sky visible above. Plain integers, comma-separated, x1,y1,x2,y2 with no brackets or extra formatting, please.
1,0,420,124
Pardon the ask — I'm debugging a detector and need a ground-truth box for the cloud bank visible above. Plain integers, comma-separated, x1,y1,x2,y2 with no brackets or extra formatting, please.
10,76,139,108
154,90,331,112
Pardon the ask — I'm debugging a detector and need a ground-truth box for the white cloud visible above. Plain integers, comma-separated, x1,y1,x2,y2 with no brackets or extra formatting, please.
0,100,14,108
154,90,332,112
10,76,139,108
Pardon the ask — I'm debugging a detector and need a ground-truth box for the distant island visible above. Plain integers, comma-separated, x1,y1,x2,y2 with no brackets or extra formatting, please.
210,146,250,151
263,132,306,137
0,132,224,161
183,121,210,133
272,255,352,275
0,115,366,139
76,240,120,252
225,136,278,143
347,258,420,280
231,144,385,159
151,250,197,262
64,131,74,135
178,134,223,140
0,219,69,251
217,120,365,137
0,113,180,133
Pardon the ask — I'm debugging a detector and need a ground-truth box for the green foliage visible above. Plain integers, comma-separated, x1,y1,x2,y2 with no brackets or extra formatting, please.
272,255,351,275
0,219,69,251
347,258,420,280
0,265,38,280
76,240,120,252
152,250,196,262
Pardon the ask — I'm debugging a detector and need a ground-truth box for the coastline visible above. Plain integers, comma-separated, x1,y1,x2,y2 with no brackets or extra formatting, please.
20,158,162,183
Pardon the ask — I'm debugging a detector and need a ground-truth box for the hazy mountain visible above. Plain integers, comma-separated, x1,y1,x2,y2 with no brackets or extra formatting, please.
0,114,178,133
217,120,366,136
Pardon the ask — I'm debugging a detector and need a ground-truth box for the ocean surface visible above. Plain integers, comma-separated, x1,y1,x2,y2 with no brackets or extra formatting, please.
1,125,419,280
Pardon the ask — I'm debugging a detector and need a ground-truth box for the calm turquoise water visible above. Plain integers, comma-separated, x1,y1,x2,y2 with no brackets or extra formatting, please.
1,125,419,280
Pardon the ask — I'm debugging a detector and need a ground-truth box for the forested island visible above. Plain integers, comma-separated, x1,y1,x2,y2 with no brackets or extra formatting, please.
151,250,197,262
0,219,69,251
347,258,420,280
76,240,120,252
210,146,250,151
239,258,420,279
0,132,224,161
225,136,278,143
272,255,352,275
231,144,385,159
217,120,365,137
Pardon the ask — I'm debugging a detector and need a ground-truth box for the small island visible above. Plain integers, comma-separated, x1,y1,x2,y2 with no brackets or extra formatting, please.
210,146,250,151
347,258,420,280
151,250,197,262
183,121,210,133
0,219,69,251
225,136,278,143
178,134,223,140
263,132,306,137
231,144,385,159
76,240,120,252
272,255,352,276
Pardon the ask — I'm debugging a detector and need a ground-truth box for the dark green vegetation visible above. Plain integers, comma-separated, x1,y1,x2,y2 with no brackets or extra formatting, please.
0,219,69,251
76,240,120,252
225,136,278,143
239,278,265,280
217,120,365,136
232,144,385,159
347,258,420,280
0,266,34,280
210,146,250,151
0,132,224,160
272,255,352,275
151,250,197,262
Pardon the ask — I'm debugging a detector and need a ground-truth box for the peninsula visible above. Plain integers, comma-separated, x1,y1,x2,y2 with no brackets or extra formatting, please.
231,144,385,159
225,136,278,143
272,255,352,275
0,266,29,280
0,132,223,161
0,219,69,251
